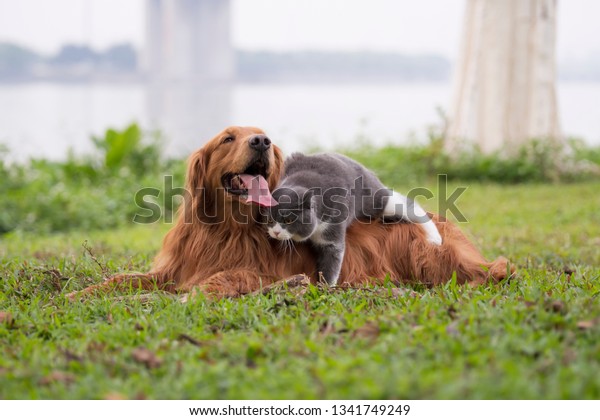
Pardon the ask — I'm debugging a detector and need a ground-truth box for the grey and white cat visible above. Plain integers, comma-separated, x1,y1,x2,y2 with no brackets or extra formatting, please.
265,152,442,286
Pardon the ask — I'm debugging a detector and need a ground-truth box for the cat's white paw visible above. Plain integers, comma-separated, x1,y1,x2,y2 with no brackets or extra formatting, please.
427,231,443,246
423,220,443,246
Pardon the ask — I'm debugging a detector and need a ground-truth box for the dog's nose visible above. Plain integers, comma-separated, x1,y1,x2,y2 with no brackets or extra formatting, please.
248,135,271,151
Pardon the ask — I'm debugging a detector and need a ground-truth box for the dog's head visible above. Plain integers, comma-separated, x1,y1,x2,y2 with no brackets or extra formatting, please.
185,126,284,221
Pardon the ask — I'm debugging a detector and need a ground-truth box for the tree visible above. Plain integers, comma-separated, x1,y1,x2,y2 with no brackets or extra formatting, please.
446,0,561,153
103,44,137,71
0,43,40,78
50,44,98,66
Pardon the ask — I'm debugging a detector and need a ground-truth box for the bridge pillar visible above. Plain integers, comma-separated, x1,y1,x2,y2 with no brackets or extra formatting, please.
143,0,234,82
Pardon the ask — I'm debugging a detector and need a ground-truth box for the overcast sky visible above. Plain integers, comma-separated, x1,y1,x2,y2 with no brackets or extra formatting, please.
0,0,598,61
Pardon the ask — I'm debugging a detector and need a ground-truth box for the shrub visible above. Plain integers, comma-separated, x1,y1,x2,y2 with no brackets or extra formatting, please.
343,131,600,186
1,123,599,235
0,123,184,234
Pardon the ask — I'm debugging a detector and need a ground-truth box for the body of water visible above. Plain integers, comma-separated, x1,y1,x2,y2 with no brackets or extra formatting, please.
0,82,599,161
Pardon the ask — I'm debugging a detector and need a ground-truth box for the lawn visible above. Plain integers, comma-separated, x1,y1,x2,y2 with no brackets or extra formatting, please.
1,182,599,399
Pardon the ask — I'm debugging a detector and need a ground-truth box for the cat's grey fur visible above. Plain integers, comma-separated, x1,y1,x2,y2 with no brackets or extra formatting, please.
265,152,442,286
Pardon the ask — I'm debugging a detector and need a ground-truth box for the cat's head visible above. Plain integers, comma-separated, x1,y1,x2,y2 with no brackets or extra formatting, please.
266,186,317,242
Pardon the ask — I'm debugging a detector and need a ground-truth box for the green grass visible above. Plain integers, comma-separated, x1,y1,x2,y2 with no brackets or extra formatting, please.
1,182,599,399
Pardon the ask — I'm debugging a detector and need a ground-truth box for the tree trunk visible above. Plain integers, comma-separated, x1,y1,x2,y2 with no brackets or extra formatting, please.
446,0,561,153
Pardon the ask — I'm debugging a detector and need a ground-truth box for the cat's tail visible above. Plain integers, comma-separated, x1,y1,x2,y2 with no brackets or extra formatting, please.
383,191,443,245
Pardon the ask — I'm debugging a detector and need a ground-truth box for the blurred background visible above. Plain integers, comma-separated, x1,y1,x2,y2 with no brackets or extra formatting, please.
3,1,600,402
1,0,599,161
1,0,600,235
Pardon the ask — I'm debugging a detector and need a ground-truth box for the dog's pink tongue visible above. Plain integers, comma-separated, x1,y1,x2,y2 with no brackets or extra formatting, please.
239,174,278,207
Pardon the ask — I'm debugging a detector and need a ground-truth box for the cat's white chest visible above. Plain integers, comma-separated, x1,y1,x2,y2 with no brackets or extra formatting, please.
311,222,333,245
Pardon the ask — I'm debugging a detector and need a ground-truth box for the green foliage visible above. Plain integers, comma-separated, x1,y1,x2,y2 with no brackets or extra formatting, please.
0,183,599,398
343,131,600,187
2,123,599,236
570,137,600,166
92,123,161,176
0,123,184,235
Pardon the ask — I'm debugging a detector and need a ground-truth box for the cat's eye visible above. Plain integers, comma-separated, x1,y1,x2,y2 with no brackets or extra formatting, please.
222,136,234,144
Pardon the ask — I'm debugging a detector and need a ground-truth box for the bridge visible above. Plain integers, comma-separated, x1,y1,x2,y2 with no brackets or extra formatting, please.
143,0,234,82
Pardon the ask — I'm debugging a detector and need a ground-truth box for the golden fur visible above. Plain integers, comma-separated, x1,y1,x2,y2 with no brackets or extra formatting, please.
67,126,514,299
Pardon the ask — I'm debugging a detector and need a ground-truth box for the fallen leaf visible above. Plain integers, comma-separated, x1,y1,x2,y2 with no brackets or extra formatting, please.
577,320,595,330
352,322,380,340
0,312,13,325
87,341,106,353
178,333,204,347
39,371,75,386
549,300,566,314
63,349,83,363
132,347,162,369
104,392,127,400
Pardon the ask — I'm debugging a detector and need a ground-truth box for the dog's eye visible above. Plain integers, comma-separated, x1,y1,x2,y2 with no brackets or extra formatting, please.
222,136,234,144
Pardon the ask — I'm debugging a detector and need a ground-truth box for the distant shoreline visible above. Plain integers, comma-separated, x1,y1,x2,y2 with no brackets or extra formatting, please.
3,42,600,84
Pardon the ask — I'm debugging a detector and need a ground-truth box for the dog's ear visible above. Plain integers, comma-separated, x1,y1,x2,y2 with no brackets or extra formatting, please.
186,148,208,193
268,145,285,192
184,147,213,223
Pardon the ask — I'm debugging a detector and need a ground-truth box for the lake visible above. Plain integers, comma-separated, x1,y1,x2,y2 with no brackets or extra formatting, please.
0,82,599,161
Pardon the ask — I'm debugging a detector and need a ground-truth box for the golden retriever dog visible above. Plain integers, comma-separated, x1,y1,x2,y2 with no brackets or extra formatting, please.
67,126,513,299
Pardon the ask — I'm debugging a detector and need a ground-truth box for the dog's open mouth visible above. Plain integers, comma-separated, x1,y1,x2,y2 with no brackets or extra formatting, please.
222,162,278,207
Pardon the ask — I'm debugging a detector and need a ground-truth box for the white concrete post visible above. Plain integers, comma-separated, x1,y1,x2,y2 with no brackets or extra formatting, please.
446,0,561,153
